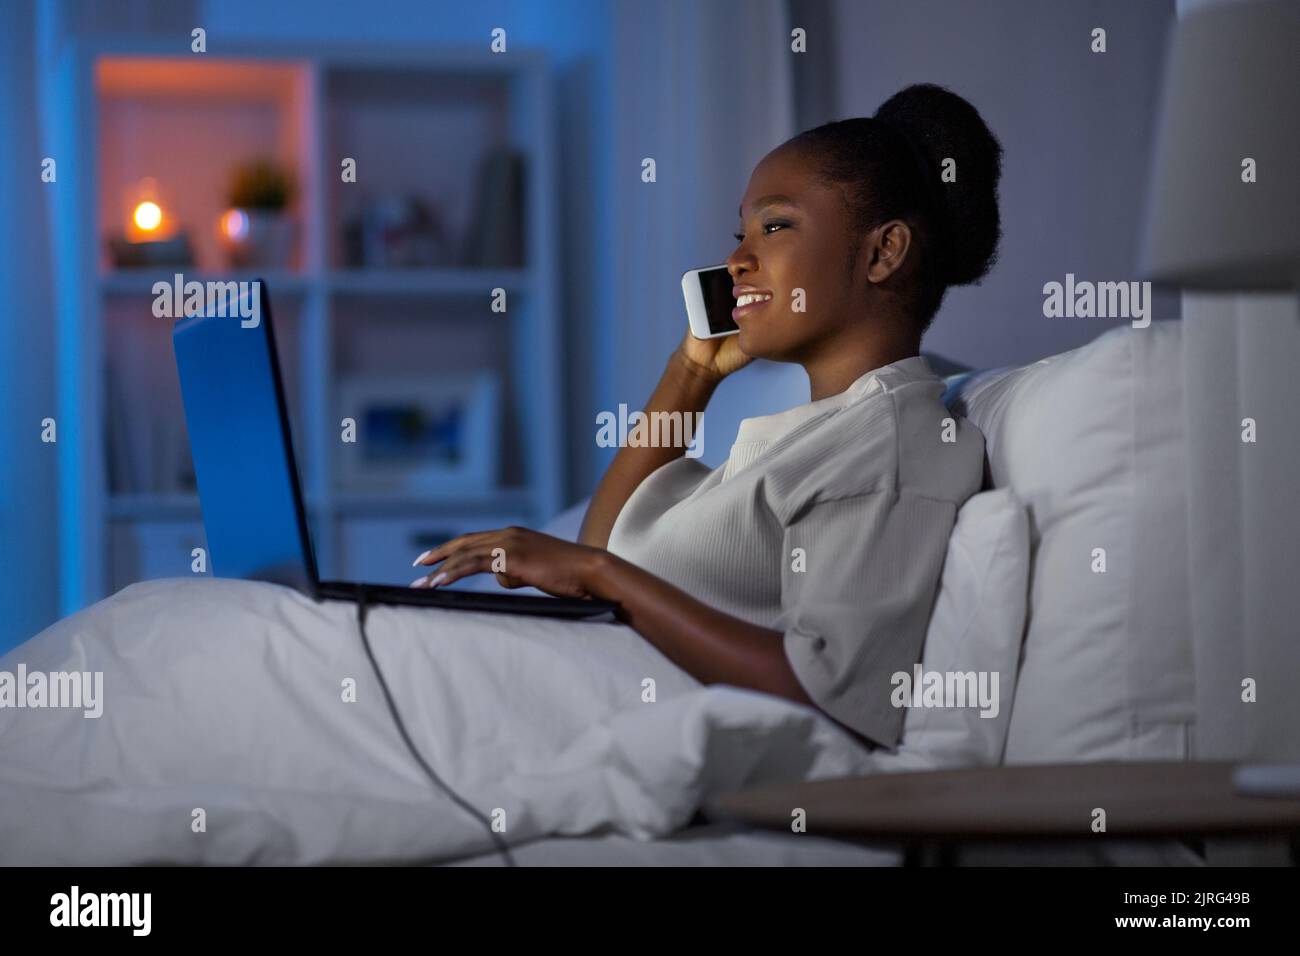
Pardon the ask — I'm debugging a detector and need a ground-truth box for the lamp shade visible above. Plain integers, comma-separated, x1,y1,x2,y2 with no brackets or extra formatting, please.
1139,0,1300,290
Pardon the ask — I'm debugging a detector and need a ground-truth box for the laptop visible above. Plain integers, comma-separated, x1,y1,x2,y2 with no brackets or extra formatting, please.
172,280,616,620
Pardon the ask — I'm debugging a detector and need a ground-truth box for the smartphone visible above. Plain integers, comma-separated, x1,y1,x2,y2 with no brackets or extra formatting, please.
682,265,738,339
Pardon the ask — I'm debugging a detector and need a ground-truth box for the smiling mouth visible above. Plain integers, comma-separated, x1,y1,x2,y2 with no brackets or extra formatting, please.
733,292,773,321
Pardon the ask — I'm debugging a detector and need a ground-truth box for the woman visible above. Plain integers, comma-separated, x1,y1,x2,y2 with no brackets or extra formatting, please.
412,83,1002,750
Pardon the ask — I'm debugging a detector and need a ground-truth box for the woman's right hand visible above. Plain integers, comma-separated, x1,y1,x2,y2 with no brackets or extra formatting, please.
674,328,754,384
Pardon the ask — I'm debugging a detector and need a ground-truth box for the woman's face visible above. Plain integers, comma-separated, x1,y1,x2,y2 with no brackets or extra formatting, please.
727,145,864,363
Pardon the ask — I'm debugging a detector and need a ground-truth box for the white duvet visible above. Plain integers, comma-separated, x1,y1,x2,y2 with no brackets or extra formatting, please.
0,578,878,865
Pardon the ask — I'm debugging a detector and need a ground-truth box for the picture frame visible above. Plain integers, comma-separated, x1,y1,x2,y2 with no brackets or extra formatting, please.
336,372,500,496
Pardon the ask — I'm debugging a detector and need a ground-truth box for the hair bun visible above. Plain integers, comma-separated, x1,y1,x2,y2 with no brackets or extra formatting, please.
873,83,1003,286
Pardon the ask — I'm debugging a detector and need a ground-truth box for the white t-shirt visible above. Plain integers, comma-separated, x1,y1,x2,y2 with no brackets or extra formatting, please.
607,355,986,748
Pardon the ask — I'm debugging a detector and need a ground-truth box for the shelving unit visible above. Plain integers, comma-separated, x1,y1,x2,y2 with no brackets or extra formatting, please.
49,38,564,613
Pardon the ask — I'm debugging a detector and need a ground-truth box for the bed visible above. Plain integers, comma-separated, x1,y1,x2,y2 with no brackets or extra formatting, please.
443,825,901,866
0,320,1210,866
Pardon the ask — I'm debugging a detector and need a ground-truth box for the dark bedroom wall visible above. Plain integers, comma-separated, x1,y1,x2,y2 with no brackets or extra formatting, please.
828,0,1179,369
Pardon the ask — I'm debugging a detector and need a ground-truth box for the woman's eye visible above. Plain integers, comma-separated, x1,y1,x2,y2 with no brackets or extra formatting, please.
734,221,790,243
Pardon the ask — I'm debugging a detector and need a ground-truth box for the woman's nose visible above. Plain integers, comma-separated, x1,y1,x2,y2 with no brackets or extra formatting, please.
726,249,755,281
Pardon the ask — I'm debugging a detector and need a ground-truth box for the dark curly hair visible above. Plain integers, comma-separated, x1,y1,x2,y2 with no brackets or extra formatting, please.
784,83,1003,335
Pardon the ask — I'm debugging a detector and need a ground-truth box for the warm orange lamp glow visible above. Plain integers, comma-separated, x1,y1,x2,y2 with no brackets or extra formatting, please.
133,201,163,233
123,177,177,243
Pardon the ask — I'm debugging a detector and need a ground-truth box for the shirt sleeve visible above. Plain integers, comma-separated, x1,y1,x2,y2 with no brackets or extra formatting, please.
779,490,957,749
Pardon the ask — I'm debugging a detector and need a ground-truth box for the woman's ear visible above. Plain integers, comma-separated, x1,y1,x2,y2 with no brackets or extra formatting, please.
862,219,913,285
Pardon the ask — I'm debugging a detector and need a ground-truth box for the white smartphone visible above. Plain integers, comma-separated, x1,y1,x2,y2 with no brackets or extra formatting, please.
682,264,739,339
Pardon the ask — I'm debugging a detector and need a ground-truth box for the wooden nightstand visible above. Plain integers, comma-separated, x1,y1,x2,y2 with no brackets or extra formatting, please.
704,761,1300,866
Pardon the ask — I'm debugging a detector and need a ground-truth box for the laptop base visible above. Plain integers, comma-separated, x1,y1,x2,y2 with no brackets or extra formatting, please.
317,580,617,619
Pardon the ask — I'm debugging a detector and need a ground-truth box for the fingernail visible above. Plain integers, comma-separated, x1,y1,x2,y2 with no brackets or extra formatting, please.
412,550,433,567
428,572,447,588
410,575,429,588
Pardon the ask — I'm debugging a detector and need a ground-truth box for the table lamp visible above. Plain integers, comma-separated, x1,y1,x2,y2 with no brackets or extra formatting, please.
1140,0,1298,291
1138,0,1300,799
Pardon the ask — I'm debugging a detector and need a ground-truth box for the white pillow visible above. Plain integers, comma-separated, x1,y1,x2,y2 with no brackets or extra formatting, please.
944,321,1194,763
863,488,1029,772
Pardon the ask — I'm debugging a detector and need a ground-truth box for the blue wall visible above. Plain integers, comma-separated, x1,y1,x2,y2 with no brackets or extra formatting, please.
0,0,59,653
834,0,1179,370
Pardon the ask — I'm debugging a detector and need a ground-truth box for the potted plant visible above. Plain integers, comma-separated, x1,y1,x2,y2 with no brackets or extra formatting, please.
220,158,296,269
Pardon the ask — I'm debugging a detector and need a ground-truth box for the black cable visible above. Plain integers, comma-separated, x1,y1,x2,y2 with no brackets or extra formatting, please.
354,588,517,867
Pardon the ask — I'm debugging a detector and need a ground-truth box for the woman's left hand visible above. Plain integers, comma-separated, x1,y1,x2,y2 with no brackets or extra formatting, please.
411,527,609,599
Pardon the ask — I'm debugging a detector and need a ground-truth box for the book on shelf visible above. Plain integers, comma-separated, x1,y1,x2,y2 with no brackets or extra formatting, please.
461,146,526,268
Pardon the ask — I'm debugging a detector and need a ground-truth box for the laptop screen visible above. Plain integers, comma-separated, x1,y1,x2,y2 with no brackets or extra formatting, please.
173,282,318,590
